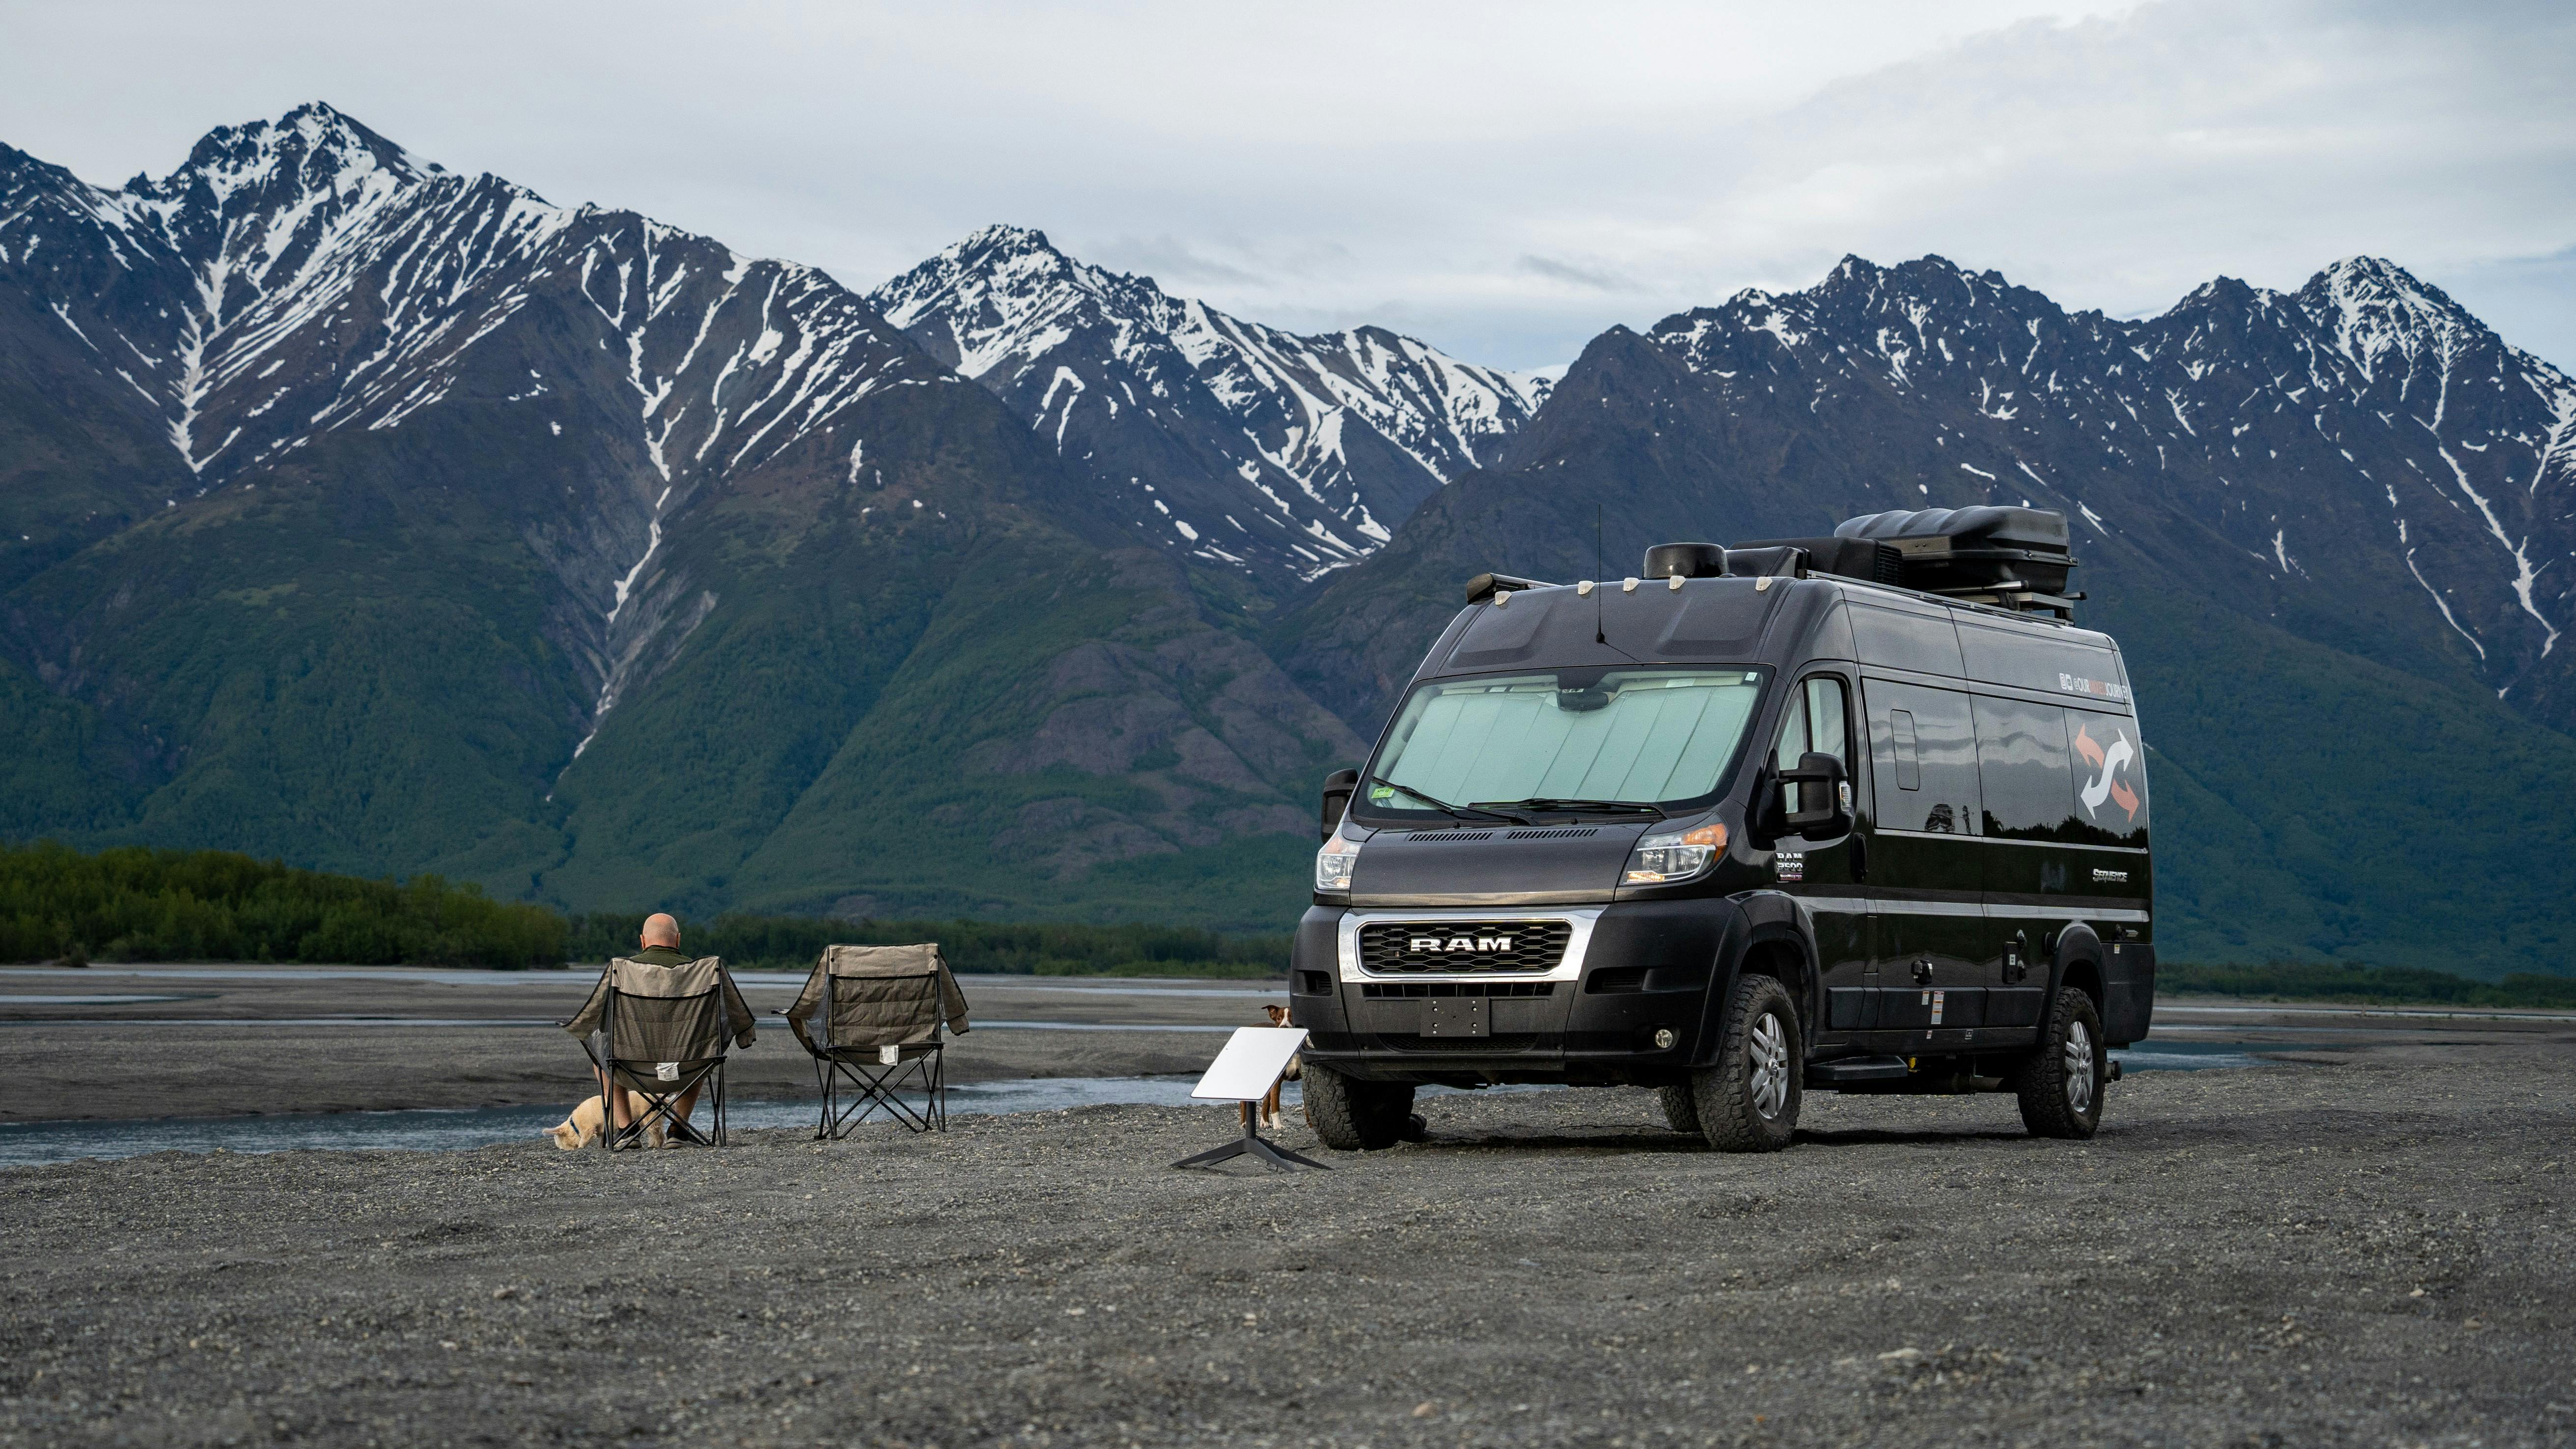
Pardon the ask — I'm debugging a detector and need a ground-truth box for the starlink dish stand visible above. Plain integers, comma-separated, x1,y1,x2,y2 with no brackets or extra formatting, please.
1172,1025,1330,1172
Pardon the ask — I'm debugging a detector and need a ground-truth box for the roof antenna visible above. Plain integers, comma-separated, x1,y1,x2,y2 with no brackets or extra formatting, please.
1576,505,1597,644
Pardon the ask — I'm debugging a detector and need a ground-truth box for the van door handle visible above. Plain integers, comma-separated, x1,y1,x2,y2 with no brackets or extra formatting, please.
1911,959,1934,985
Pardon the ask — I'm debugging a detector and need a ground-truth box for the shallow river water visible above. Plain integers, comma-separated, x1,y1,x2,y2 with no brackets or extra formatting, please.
0,1043,2248,1169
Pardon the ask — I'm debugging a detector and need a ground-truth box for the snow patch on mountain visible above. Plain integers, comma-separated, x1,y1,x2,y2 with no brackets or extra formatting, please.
871,225,1551,584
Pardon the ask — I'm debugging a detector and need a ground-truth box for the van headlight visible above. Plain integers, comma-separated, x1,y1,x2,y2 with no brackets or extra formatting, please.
1624,823,1726,884
1315,831,1364,892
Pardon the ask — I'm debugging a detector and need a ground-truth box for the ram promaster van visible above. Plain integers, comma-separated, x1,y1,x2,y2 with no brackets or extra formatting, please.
1290,506,2153,1152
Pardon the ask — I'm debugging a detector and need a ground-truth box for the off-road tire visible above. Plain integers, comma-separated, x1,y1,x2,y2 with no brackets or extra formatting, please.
2014,986,2106,1139
1303,1063,1418,1151
1690,974,1803,1152
1657,1084,1703,1136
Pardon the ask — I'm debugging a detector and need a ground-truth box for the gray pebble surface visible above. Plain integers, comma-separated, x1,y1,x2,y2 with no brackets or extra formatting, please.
2,1040,2571,1448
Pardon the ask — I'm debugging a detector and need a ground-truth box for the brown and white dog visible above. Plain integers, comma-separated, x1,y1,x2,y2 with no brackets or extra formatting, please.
543,1094,668,1149
1260,1004,1304,1130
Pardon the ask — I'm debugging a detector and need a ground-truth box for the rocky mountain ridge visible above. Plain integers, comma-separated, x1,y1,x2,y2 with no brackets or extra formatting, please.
870,224,1550,591
1597,253,2576,714
0,104,976,751
0,105,1363,922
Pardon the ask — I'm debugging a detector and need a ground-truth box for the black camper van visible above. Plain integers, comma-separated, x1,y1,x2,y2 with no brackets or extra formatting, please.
1289,506,2153,1153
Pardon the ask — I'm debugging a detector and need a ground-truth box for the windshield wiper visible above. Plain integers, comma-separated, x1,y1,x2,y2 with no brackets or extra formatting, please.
1366,775,1530,826
1482,797,1667,820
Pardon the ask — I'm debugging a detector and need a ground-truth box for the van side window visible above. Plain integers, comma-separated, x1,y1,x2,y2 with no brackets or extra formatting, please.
1973,696,2076,839
1773,676,1851,814
2064,708,2150,846
1867,682,1980,834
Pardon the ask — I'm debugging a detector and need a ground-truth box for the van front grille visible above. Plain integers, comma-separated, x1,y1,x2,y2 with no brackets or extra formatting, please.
1360,981,1556,999
1358,920,1572,975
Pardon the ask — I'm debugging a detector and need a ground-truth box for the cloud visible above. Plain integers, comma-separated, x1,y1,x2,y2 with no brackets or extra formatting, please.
1089,236,1267,289
1517,256,1639,293
1,0,2567,370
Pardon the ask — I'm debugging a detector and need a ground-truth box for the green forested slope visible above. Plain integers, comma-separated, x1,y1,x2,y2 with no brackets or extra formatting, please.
540,381,1357,932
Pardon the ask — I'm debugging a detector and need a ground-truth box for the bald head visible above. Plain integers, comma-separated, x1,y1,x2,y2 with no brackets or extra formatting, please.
639,913,682,949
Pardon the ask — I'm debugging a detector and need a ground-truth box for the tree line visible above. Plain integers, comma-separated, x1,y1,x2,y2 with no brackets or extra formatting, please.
563,913,1287,976
0,841,1288,976
8,840,2574,1001
0,841,565,967
2159,959,2576,1009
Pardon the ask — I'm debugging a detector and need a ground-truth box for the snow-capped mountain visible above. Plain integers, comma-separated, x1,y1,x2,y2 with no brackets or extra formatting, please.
869,225,1552,588
1588,254,2576,714
0,105,1364,919
0,102,954,738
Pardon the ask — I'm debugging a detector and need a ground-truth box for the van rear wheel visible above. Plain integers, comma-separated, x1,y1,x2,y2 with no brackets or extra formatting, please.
1691,974,1802,1152
2013,987,2106,1139
1303,1063,1418,1150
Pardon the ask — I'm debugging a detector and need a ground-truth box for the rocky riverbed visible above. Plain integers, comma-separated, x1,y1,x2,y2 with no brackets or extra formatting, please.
3,1033,2570,1448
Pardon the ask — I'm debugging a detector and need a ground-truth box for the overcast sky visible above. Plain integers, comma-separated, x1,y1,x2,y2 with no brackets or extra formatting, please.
5,0,2570,372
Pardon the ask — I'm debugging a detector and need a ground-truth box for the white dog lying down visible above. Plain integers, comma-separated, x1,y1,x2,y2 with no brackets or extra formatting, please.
543,1094,675,1149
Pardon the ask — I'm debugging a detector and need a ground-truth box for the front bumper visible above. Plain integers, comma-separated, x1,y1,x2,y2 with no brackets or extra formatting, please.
1287,900,1740,1085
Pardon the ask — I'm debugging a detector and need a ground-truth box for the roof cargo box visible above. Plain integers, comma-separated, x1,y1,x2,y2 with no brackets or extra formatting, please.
1727,535,1903,587
1832,506,2074,596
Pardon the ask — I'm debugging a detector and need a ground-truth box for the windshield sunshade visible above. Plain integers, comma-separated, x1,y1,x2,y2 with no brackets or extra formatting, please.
1369,669,1767,810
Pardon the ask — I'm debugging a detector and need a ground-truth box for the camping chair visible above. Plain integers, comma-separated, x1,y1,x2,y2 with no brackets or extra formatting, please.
782,944,971,1137
563,956,758,1151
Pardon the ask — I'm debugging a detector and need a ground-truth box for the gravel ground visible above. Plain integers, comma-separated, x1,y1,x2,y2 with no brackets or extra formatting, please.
4,1036,2571,1448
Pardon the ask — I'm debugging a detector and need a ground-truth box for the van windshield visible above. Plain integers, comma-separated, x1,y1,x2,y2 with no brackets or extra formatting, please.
1365,669,1770,815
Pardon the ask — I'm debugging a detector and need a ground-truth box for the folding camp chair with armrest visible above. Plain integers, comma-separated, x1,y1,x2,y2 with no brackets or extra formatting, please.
783,944,971,1136
562,955,759,1150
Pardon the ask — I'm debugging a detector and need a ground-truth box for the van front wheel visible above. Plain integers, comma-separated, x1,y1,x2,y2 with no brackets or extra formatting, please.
1303,1063,1417,1150
1657,1084,1702,1136
1691,974,1802,1152
2013,987,2106,1139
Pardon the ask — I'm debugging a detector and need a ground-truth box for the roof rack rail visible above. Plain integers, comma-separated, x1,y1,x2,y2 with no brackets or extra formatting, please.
1464,572,1553,604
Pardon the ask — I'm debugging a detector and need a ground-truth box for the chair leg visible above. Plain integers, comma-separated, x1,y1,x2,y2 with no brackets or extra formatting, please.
813,1053,832,1141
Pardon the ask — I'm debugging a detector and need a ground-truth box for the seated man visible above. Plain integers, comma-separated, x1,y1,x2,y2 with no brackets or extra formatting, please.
565,913,756,1144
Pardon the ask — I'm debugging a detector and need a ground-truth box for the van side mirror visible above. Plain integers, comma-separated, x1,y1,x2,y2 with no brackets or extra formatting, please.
1320,768,1359,840
1780,752,1853,840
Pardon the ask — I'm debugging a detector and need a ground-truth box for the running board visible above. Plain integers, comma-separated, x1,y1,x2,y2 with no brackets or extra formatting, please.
1805,1056,1911,1086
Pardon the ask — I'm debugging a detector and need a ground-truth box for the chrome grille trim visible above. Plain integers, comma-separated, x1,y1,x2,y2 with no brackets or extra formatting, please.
1358,919,1572,975
1334,907,1604,984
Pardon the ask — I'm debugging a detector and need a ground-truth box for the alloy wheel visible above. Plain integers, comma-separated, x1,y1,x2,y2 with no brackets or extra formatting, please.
1748,1011,1791,1118
2063,1018,2096,1115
